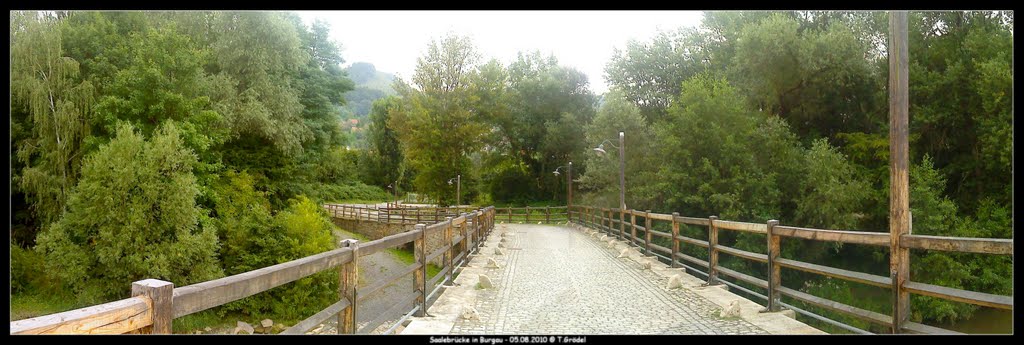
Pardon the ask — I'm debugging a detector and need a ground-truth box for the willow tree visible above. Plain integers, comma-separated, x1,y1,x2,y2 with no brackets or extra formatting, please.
11,11,95,225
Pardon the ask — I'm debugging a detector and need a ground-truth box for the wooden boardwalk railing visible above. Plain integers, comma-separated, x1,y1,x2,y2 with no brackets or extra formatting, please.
322,204,569,226
568,205,1012,335
10,206,497,335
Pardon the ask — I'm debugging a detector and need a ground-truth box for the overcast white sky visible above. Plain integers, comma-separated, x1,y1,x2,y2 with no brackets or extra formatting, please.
295,11,704,94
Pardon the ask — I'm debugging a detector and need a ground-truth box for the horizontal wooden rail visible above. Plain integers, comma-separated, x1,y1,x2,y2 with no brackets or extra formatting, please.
360,231,421,257
714,220,767,234
776,258,891,288
358,262,422,303
10,296,152,334
673,252,709,268
901,321,964,334
649,229,671,239
773,225,889,247
675,216,710,226
716,266,768,289
904,281,1012,310
280,299,350,335
428,266,451,287
358,291,420,334
677,236,709,248
648,213,673,221
778,286,892,327
172,247,354,318
779,301,873,335
901,234,1012,255
649,243,671,255
715,245,768,263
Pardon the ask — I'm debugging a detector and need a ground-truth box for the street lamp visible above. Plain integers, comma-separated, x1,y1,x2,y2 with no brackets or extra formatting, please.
447,174,461,206
593,131,625,211
386,181,398,207
553,162,573,208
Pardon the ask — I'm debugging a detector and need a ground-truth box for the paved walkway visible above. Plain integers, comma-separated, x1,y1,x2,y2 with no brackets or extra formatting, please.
447,224,769,335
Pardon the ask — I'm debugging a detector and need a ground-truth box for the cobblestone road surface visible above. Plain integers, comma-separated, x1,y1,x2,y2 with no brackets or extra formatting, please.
449,224,769,335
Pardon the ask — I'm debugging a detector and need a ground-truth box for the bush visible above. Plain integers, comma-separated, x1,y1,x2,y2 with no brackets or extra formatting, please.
218,195,338,320
34,123,223,297
10,244,50,294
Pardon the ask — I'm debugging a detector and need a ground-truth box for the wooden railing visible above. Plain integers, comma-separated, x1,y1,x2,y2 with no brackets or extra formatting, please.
568,205,1012,335
323,204,569,226
10,207,497,335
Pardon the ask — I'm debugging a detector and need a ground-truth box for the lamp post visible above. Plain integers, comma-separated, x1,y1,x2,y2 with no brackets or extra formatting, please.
553,162,573,208
386,181,398,207
593,131,625,211
447,174,461,207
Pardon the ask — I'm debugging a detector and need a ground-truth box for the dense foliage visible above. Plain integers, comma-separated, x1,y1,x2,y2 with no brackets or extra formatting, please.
10,11,383,320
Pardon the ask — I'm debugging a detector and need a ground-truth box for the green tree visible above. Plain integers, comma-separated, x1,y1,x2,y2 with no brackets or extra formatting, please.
578,89,655,209
35,123,223,297
730,13,883,140
11,11,96,226
360,96,406,188
908,11,1013,214
392,34,488,205
605,27,711,123
794,139,871,230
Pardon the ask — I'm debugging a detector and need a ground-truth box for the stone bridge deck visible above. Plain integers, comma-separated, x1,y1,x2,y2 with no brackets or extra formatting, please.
401,223,824,335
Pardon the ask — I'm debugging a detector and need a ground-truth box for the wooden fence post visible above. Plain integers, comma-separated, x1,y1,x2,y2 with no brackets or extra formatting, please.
525,206,530,223
414,225,428,317
766,219,781,312
671,212,680,268
630,210,637,246
546,206,551,224
707,216,719,285
131,279,173,334
507,207,512,223
339,239,359,334
444,217,454,286
645,210,652,256
459,213,469,264
608,209,613,233
598,207,606,232
476,211,483,249
619,208,625,240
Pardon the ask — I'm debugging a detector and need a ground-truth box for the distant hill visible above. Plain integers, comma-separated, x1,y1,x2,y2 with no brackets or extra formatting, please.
347,62,396,94
343,62,396,118
341,62,396,146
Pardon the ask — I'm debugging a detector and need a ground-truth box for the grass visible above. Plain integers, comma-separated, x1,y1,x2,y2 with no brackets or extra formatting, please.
389,246,442,278
173,310,240,334
9,291,103,321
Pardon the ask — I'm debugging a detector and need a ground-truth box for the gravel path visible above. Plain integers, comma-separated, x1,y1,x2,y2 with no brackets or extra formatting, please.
304,229,417,334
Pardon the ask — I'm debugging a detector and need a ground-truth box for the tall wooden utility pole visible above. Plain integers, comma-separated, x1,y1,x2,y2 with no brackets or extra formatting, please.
888,11,911,334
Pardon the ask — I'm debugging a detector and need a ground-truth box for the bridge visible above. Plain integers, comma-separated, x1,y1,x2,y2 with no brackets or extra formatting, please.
9,203,1012,335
